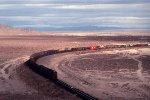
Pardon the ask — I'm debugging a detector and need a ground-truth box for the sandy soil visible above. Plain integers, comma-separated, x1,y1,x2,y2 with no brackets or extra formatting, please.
0,35,150,99
37,48,150,99
0,36,82,100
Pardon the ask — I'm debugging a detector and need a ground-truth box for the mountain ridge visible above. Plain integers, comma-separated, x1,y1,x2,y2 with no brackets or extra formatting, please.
0,24,150,36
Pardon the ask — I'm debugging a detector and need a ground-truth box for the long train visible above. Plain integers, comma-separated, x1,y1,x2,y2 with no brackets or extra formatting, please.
69,43,149,51
27,43,149,100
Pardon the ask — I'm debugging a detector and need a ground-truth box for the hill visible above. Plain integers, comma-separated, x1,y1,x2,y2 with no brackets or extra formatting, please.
0,24,49,36
0,24,149,36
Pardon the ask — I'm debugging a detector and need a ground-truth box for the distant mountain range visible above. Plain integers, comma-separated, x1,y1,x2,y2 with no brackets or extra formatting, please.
0,24,44,36
0,24,149,36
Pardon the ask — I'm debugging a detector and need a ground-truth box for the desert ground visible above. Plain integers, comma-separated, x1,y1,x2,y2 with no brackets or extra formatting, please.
0,35,150,100
37,47,150,99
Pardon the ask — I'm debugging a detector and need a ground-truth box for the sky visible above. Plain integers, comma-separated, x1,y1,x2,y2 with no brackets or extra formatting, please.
0,0,150,32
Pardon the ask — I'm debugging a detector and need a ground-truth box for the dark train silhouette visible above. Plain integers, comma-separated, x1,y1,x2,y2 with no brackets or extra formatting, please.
64,43,149,52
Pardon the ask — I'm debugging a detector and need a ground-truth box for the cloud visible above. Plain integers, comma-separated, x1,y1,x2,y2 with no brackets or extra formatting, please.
79,17,150,23
0,0,149,32
0,16,75,21
51,4,150,10
0,0,150,4
2,16,149,26
0,3,149,10
14,24,81,28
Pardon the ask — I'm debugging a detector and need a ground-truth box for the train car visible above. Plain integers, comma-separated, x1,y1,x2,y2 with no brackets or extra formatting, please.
98,45,105,49
132,44,148,47
71,47,90,51
119,45,127,48
104,45,116,49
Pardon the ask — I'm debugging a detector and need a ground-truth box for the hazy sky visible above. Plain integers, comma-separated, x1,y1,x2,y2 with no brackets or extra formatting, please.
0,0,150,32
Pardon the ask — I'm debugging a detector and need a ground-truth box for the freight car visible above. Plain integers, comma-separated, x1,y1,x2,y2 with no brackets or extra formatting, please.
71,47,90,51
131,44,148,47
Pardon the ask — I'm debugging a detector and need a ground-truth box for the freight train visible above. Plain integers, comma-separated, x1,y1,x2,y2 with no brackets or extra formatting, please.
63,43,149,52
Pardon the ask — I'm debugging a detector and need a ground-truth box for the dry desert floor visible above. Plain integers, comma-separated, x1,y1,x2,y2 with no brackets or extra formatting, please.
0,35,150,100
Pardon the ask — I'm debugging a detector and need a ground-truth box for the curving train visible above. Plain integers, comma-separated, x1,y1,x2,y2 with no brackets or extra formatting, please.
65,43,149,52
27,43,149,100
